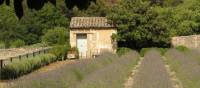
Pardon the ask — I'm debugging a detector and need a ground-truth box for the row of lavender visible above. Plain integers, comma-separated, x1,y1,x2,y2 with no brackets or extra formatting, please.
130,48,200,88
165,49,200,88
7,51,140,88
132,50,174,88
0,47,50,69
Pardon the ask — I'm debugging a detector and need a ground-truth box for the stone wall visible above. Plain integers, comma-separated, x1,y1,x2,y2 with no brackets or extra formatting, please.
171,35,200,48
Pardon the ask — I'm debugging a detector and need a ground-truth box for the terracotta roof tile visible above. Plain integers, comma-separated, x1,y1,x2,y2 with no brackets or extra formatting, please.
70,17,116,29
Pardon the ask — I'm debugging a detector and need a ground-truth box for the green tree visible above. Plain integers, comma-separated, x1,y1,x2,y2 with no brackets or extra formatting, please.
108,0,172,48
42,27,69,46
19,3,69,44
0,3,23,48
171,0,200,36
86,0,112,16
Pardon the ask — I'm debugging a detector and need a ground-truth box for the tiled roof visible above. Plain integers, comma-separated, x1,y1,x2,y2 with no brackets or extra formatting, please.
70,17,116,29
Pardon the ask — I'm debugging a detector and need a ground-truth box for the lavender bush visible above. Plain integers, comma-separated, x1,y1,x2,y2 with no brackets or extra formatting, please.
132,49,173,88
74,51,140,88
10,53,118,88
1,54,57,79
165,49,200,88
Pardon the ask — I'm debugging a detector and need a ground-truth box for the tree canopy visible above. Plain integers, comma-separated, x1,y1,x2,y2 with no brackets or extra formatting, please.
0,0,97,18
108,0,200,48
0,0,200,49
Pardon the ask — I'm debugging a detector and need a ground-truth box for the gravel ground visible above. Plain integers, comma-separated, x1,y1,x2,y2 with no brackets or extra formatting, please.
132,50,174,88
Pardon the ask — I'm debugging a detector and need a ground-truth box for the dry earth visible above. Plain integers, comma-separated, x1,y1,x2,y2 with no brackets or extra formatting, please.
124,57,143,88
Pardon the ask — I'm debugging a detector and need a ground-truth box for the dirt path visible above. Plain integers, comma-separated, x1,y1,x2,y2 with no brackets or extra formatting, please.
130,50,174,88
0,60,79,88
163,56,183,88
124,57,143,88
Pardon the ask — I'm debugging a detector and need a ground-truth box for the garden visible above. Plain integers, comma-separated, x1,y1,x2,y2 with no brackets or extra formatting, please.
0,0,200,88
0,47,199,88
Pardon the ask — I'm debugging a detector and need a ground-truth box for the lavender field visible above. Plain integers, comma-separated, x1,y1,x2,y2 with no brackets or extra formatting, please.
132,50,173,88
165,49,200,88
5,51,139,88
74,51,140,88
1,48,200,88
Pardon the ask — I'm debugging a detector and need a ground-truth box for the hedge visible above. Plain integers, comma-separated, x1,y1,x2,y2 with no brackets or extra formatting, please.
1,54,57,79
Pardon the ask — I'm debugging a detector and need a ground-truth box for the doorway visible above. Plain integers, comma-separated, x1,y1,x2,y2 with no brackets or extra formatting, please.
76,34,87,58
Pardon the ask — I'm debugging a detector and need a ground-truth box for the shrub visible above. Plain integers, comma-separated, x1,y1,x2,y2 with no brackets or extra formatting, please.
140,48,168,57
140,48,150,57
175,46,189,52
23,43,48,48
117,47,132,56
42,27,69,46
49,45,70,60
1,54,56,79
157,48,168,56
0,41,5,49
10,39,25,48
67,47,79,59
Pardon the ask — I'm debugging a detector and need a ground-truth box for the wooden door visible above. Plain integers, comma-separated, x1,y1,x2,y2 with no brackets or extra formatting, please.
77,34,87,58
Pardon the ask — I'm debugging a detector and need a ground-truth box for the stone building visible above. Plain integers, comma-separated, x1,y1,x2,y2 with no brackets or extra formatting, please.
69,17,117,58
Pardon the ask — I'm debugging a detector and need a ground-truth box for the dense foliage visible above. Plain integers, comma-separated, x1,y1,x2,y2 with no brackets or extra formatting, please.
108,0,200,48
0,3,68,48
42,27,69,45
0,0,200,49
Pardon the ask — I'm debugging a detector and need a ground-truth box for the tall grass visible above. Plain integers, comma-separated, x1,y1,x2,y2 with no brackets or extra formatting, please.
165,49,200,88
10,53,119,88
132,50,173,88
75,51,140,88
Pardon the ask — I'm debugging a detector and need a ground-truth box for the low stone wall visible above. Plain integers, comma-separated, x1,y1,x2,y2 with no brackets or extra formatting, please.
171,35,200,48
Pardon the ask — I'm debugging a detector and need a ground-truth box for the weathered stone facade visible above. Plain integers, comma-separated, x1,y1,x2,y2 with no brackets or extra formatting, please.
171,35,200,48
69,17,117,58
70,29,117,58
